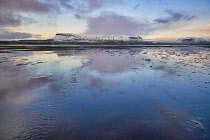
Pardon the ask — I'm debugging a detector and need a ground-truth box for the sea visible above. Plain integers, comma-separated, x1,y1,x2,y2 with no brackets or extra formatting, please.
0,45,210,139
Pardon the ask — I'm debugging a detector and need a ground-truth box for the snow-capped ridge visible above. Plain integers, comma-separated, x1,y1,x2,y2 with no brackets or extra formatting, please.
54,33,143,41
177,37,206,43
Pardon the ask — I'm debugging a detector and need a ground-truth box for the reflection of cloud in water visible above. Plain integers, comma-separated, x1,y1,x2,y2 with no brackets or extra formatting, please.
141,47,210,75
49,83,62,92
55,47,210,76
1,47,210,139
56,49,143,74
4,51,34,57
86,76,104,90
151,65,177,75
7,92,37,104
0,55,54,104
80,73,119,95
1,76,54,104
88,51,130,73
0,55,58,139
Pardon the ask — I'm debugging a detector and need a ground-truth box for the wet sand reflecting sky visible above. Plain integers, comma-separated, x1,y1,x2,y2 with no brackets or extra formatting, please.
0,46,210,139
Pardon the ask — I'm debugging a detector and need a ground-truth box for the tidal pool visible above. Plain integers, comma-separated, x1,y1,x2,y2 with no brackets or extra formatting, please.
0,46,210,139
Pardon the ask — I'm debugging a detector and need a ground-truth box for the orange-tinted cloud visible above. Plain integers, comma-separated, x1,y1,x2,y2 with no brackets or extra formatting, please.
5,27,24,32
143,23,210,41
181,24,210,32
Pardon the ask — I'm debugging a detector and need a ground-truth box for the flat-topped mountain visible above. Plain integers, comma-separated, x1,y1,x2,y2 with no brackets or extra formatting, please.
54,33,143,41
177,37,206,43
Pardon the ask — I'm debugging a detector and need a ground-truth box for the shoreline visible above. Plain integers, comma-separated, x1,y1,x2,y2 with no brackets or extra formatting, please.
0,44,210,51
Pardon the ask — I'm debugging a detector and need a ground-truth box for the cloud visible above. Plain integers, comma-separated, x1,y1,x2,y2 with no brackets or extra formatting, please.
176,24,210,39
154,10,196,24
0,12,21,27
0,0,53,13
74,14,82,19
85,10,195,36
85,0,121,11
34,34,43,38
0,12,35,27
0,31,32,39
181,24,210,32
4,27,24,32
133,4,140,10
85,13,151,35
60,0,122,13
60,0,74,9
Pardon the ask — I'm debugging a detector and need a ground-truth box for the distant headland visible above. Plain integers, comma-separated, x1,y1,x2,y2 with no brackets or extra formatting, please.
54,33,143,41
0,33,210,46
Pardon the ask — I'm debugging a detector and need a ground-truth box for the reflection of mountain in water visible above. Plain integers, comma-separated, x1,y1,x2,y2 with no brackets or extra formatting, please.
141,47,210,75
56,50,86,56
55,47,210,76
1,47,210,140
55,48,143,57
128,48,143,55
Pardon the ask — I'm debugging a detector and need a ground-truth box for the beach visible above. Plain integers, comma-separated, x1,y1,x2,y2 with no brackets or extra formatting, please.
0,45,210,139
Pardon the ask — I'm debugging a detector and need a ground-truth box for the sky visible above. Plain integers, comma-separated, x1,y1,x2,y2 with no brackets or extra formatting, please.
0,0,210,41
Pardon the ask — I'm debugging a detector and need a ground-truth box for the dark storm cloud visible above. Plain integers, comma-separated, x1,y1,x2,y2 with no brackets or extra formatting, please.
154,10,196,24
85,13,151,35
0,12,35,27
0,0,52,13
0,31,32,39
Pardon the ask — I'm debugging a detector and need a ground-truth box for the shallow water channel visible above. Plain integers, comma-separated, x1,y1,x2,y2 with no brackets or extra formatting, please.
0,46,210,139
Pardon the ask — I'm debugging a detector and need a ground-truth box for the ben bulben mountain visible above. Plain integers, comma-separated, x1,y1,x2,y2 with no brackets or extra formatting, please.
54,33,143,41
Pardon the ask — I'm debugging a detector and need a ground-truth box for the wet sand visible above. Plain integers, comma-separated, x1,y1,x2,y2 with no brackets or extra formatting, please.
0,46,210,139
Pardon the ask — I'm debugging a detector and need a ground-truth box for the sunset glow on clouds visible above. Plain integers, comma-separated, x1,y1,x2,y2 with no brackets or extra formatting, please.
0,0,209,40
